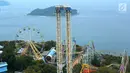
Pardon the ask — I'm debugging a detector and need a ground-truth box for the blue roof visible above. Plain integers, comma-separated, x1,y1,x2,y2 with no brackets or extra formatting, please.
0,62,7,72
0,62,8,67
0,66,7,72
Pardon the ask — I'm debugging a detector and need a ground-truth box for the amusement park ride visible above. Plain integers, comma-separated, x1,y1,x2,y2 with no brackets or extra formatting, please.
14,5,129,73
15,5,76,73
15,5,73,73
80,41,99,73
80,64,96,73
15,27,56,63
119,49,129,73
55,5,72,73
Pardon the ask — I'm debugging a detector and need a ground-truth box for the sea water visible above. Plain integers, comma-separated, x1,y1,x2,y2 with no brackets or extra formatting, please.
0,2,130,54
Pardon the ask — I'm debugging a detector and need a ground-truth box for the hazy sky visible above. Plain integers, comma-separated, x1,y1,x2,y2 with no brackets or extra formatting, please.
5,0,129,9
6,0,129,4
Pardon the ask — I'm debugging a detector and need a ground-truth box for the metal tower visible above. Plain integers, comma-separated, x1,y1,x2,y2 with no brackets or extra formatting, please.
55,5,72,73
82,41,96,65
120,49,129,73
56,6,63,73
65,6,72,73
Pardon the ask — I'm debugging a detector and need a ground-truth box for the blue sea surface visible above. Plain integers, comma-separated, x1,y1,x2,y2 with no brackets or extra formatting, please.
0,4,130,54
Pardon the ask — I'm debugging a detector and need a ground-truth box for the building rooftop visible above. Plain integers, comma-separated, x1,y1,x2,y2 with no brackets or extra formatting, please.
0,45,4,49
0,62,8,67
0,62,8,72
17,48,24,54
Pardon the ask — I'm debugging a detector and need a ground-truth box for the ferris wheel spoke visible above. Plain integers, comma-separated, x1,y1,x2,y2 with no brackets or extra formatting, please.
16,36,27,41
15,26,44,55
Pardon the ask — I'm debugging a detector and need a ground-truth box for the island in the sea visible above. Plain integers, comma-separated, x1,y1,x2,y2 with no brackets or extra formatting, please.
0,0,10,6
28,6,78,16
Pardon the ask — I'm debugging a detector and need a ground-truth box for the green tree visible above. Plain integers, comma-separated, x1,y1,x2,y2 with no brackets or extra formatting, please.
92,67,117,73
91,54,101,67
14,56,33,71
76,45,82,52
73,63,82,73
24,60,56,73
63,65,67,73
44,40,56,51
101,54,121,66
1,41,16,71
0,41,34,72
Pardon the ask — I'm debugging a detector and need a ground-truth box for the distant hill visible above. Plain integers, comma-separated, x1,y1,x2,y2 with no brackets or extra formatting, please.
0,0,10,6
28,6,78,16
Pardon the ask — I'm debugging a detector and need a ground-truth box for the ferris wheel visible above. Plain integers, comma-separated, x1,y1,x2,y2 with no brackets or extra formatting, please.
15,26,44,55
15,26,44,42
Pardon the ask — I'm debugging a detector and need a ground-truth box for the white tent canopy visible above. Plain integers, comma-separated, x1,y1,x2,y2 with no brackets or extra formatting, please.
0,51,3,54
17,48,24,54
0,45,4,49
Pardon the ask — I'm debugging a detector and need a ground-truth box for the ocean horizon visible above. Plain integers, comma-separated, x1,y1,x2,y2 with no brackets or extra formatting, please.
0,2,130,54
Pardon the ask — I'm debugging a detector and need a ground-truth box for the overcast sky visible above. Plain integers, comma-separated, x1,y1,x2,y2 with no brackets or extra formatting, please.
3,0,129,10
5,0,128,5
5,0,129,7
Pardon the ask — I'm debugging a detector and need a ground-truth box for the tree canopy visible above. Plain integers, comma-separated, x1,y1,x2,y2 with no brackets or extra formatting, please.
44,40,56,51
24,60,57,73
0,41,130,73
73,63,82,73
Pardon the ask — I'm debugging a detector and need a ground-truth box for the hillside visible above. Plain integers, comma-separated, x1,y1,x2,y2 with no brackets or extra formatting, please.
28,6,78,16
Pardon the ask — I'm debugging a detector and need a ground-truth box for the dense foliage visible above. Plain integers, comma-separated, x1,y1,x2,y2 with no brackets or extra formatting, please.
14,56,33,71
0,41,130,73
101,54,121,66
73,54,130,73
0,41,16,71
73,63,82,73
0,41,57,73
44,40,56,51
92,67,117,73
76,45,82,52
24,60,57,73
91,54,101,67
